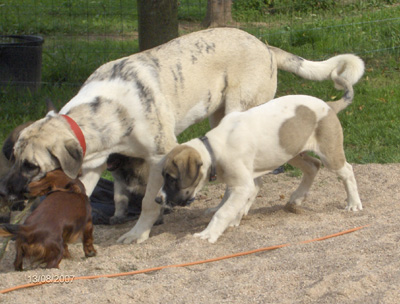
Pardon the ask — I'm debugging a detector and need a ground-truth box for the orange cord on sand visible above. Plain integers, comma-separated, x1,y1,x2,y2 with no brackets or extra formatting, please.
0,225,369,294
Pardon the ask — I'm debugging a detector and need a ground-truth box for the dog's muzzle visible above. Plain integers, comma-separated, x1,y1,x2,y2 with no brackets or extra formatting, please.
155,189,195,207
165,197,195,207
0,171,30,202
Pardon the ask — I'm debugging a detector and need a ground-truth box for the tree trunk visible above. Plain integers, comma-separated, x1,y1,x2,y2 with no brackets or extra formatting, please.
137,0,179,51
202,0,233,28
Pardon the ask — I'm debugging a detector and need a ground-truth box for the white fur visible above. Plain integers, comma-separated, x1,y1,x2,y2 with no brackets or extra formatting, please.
173,95,362,243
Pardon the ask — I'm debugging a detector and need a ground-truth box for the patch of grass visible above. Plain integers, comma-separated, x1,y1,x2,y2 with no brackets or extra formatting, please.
0,86,79,138
178,0,207,22
243,4,400,59
42,38,139,84
178,119,210,143
0,0,138,35
339,57,400,163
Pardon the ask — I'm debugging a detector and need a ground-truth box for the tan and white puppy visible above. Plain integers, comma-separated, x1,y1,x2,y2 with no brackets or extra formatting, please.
156,87,362,243
1,28,364,244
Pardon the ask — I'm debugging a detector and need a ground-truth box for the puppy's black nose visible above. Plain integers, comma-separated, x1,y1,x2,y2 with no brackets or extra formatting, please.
155,196,163,205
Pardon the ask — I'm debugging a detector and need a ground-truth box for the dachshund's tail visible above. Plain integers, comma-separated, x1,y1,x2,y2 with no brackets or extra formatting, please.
0,224,20,237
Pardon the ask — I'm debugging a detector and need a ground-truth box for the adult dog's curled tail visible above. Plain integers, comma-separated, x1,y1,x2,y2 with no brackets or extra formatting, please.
269,46,365,90
0,224,20,237
326,72,354,114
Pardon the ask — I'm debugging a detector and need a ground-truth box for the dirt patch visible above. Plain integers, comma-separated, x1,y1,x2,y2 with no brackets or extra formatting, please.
1,164,400,303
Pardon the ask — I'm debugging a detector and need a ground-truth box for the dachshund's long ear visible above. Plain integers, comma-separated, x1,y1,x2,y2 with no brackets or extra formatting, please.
65,182,83,194
28,177,53,197
29,170,82,197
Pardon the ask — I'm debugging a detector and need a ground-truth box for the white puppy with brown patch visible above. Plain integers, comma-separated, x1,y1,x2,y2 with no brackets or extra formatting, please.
156,85,362,243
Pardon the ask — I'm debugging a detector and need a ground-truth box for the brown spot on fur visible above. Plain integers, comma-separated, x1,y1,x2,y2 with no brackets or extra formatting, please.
279,106,317,155
316,109,346,170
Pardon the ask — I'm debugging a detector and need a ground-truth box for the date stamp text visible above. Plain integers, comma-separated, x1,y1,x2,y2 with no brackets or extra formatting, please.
27,274,75,284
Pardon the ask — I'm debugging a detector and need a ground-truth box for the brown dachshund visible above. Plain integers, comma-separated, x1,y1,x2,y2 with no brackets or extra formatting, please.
0,169,96,270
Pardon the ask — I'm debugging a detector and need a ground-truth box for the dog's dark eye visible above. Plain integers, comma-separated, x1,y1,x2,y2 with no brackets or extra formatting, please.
166,174,177,183
23,161,39,172
166,174,178,189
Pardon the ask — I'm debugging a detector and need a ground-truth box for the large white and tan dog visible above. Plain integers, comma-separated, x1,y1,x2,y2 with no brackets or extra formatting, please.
156,83,362,243
0,28,364,244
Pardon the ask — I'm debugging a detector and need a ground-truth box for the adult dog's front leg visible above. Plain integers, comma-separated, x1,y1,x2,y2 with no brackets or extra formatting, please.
80,164,107,196
117,158,164,244
194,185,253,243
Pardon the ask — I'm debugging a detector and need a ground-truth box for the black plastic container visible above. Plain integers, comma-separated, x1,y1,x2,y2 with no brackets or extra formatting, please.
0,35,44,92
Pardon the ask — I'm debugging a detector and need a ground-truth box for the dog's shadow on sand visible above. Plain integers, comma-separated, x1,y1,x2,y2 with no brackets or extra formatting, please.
150,202,306,239
96,197,322,248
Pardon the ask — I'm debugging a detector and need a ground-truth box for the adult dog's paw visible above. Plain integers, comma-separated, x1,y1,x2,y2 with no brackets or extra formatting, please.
117,229,149,244
193,229,220,243
110,215,128,225
345,202,363,211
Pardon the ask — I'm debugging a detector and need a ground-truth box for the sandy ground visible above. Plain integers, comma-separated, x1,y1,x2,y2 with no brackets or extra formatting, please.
1,163,400,303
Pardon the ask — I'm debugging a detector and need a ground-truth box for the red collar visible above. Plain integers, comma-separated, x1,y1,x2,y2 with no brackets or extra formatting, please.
61,115,86,157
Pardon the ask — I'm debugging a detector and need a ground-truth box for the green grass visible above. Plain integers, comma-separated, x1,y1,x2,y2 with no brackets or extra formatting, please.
0,0,138,35
42,38,139,84
1,0,400,165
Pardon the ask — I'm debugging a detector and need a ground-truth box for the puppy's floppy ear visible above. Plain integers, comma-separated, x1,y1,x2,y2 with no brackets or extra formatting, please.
49,139,83,179
28,170,81,196
173,149,203,189
188,153,203,180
